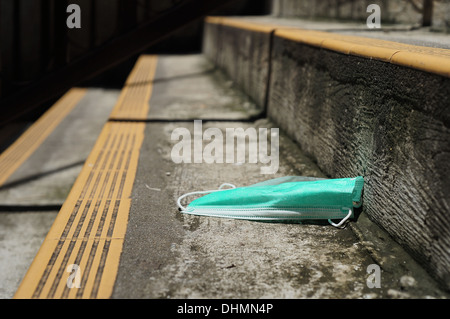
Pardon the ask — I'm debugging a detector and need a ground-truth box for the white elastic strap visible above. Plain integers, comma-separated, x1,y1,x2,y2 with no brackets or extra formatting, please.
328,209,352,228
177,183,236,212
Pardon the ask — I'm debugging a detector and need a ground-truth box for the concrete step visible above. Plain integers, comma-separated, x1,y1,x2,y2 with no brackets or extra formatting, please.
202,16,450,291
0,87,120,298
111,118,448,299
9,53,450,299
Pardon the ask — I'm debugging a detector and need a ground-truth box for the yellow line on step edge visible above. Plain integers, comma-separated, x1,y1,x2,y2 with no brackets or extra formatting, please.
109,55,158,120
14,55,157,299
0,88,87,187
206,16,450,78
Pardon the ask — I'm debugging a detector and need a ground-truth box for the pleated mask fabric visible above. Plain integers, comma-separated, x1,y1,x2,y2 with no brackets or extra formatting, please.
177,176,364,228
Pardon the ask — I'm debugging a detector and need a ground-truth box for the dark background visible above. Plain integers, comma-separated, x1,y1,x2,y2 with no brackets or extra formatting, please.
0,0,270,150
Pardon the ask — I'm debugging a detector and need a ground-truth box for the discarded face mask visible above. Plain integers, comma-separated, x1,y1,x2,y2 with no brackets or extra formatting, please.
177,176,364,228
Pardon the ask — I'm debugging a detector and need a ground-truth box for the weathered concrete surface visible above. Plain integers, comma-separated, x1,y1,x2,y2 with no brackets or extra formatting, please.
202,16,450,291
149,55,261,120
0,88,119,298
202,25,272,110
112,119,449,299
0,211,57,298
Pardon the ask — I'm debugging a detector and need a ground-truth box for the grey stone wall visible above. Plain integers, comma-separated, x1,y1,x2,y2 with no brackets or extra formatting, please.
203,24,272,110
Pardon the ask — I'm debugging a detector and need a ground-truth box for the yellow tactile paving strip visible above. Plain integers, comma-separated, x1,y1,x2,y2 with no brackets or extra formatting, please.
0,88,87,187
109,55,158,120
14,55,157,299
206,16,450,78
14,122,145,299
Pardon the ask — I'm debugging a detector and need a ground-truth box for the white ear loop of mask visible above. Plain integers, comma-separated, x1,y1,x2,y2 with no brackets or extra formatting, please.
177,183,236,212
328,209,352,228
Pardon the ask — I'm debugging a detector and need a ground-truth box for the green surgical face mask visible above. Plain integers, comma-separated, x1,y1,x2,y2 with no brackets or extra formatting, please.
177,176,364,228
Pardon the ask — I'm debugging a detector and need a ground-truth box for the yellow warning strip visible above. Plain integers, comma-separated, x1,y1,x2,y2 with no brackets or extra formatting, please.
276,28,450,77
206,16,450,78
109,55,158,120
0,88,87,187
205,16,276,34
14,55,157,299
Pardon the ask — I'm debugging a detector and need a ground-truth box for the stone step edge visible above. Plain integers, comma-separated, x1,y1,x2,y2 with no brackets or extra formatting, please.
205,16,450,78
